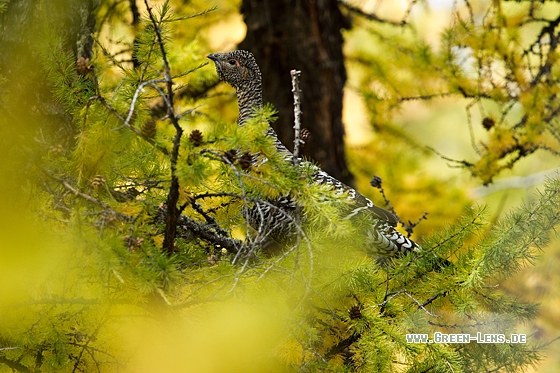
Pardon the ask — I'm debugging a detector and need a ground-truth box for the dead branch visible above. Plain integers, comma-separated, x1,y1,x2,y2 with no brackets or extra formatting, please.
291,69,303,165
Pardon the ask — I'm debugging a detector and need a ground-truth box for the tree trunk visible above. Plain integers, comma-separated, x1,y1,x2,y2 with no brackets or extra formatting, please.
239,0,354,185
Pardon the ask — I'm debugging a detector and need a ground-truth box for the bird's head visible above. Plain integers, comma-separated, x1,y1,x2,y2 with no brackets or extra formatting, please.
207,50,262,90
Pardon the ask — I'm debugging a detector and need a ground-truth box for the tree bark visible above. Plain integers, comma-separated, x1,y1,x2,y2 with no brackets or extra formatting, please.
239,0,354,185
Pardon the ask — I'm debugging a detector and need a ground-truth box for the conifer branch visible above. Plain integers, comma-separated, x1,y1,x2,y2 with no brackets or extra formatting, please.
172,146,292,257
197,148,278,259
145,2,176,125
181,148,313,275
369,175,427,235
94,96,142,137
197,149,311,261
46,171,132,222
379,290,439,317
426,146,474,169
189,200,230,237
0,356,31,373
465,99,483,156
94,94,170,155
472,177,560,281
124,79,167,124
397,92,453,102
172,210,245,254
174,104,202,120
164,6,218,22
420,291,449,309
337,0,407,26
147,80,176,118
402,0,419,24
21,298,134,306
145,0,183,255
470,168,560,198
427,208,484,252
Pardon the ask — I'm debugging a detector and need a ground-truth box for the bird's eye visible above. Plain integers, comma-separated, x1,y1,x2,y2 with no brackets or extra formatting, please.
228,59,237,66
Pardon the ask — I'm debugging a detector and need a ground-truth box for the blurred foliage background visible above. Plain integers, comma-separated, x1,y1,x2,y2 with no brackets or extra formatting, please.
1,0,560,371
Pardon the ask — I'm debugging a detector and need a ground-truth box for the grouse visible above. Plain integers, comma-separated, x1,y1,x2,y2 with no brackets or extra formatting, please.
208,50,422,258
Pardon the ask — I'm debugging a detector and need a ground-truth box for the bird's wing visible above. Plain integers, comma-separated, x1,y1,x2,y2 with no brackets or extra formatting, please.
312,169,399,226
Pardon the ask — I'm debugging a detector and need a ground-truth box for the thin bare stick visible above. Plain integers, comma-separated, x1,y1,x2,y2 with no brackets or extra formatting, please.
291,69,303,165
379,289,440,317
337,0,406,26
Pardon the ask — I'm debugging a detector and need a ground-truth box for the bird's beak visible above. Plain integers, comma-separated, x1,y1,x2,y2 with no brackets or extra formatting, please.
207,54,218,62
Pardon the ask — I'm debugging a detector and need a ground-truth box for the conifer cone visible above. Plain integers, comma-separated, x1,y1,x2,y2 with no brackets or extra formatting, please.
123,235,144,251
189,129,203,146
141,119,157,139
482,117,495,130
104,210,117,224
224,149,238,163
76,57,92,75
370,175,382,188
349,305,362,319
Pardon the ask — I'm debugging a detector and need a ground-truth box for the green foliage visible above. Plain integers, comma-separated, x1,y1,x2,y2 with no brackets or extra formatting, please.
347,1,560,185
283,181,559,371
0,0,8,14
1,1,559,372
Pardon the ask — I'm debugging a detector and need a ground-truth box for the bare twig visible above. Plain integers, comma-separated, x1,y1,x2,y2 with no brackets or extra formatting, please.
420,291,449,309
398,92,453,102
405,211,429,237
163,6,218,23
337,0,406,26
108,78,167,131
365,175,426,238
190,200,230,237
291,69,303,165
379,289,440,317
425,146,475,168
465,99,482,156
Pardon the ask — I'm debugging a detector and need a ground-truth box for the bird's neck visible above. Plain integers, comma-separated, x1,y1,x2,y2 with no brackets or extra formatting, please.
236,83,263,126
235,83,292,156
